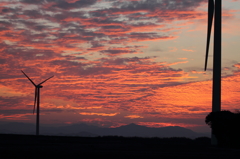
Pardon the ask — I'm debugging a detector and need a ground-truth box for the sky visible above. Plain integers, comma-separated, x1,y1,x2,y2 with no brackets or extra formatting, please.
1,0,240,133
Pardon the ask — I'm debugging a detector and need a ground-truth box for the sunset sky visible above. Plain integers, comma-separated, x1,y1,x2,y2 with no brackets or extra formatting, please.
1,0,240,133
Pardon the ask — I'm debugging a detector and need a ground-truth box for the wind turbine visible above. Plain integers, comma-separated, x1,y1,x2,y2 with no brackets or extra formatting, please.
204,0,221,145
21,70,54,136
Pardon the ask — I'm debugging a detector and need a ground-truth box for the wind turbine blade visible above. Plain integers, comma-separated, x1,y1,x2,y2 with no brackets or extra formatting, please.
33,87,38,114
38,75,54,85
205,0,214,71
21,70,36,86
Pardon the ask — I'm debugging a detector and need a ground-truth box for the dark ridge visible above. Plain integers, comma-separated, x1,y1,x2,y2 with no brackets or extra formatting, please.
0,122,210,138
0,134,239,158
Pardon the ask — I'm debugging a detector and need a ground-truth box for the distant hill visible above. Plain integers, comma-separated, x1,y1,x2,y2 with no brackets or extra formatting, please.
94,123,208,138
0,122,210,138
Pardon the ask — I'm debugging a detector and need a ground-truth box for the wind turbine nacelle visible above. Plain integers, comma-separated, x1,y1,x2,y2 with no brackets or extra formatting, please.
37,85,43,88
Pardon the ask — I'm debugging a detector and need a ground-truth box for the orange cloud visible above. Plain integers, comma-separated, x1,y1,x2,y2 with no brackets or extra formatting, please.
138,122,199,128
182,49,195,52
124,115,143,119
179,58,187,60
79,112,119,116
0,113,32,120
166,61,189,66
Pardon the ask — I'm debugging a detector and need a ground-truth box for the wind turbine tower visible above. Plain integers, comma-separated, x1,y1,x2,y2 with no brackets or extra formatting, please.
204,0,222,145
21,70,54,136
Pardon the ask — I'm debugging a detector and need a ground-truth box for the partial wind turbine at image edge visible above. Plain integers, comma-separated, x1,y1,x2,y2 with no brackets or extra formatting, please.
204,0,222,145
21,70,54,136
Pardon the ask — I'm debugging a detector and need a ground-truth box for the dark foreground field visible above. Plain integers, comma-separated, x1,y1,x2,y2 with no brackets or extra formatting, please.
0,134,240,159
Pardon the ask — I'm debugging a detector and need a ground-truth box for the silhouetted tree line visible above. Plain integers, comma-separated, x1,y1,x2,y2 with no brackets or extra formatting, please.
205,110,240,147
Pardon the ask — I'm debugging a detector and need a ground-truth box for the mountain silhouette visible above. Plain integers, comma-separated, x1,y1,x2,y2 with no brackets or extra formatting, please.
95,123,201,138
0,122,209,138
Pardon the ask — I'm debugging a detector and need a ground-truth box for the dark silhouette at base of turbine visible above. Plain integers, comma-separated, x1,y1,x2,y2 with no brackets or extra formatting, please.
21,70,53,136
205,110,240,147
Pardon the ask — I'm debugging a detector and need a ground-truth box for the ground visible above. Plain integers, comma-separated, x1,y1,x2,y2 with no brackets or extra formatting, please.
0,134,240,158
